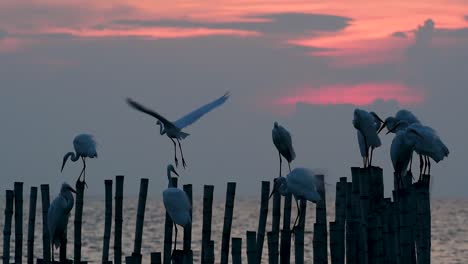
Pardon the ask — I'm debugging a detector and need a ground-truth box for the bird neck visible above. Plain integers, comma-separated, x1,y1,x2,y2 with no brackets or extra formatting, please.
159,124,166,135
167,169,173,188
66,152,80,162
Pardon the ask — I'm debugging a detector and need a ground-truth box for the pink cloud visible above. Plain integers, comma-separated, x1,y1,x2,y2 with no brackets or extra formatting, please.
275,83,425,106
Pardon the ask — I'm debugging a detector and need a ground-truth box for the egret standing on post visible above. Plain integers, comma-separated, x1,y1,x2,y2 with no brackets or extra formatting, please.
163,164,191,253
48,183,76,262
126,92,230,168
272,122,296,177
61,134,97,186
353,109,383,168
357,111,383,167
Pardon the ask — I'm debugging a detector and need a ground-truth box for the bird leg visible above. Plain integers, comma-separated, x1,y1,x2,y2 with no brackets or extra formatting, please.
426,156,431,176
177,139,187,169
174,224,178,251
80,157,88,188
292,198,301,235
419,154,424,181
288,162,292,173
278,152,282,177
369,147,374,168
171,138,179,167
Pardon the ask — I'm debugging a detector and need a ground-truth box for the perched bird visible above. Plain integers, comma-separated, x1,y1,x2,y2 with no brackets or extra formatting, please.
48,183,76,262
272,122,295,177
126,92,230,168
378,109,421,134
389,125,416,188
353,109,383,167
357,111,383,167
269,167,322,231
61,134,98,186
163,164,191,252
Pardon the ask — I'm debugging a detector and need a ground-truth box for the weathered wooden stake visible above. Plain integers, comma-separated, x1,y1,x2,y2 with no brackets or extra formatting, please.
183,184,193,252
163,177,177,264
267,231,279,264
40,184,51,263
256,181,270,264
14,182,24,264
279,193,292,264
220,182,236,264
246,231,257,264
313,174,328,264
3,190,14,264
334,177,347,264
329,222,339,264
345,182,357,264
150,252,162,264
416,174,431,264
271,191,281,264
206,240,215,264
27,187,37,264
201,185,214,264
231,237,242,264
132,178,149,263
294,200,306,264
102,180,113,264
114,175,125,264
74,180,86,263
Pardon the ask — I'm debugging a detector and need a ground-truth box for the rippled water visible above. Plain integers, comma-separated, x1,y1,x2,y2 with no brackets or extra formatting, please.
0,197,467,263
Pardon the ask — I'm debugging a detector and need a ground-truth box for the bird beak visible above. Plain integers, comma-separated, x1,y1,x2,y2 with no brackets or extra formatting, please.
171,167,179,177
377,121,387,134
371,112,384,123
386,122,401,135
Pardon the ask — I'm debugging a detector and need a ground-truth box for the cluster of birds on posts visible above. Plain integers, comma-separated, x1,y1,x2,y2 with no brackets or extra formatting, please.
47,91,449,260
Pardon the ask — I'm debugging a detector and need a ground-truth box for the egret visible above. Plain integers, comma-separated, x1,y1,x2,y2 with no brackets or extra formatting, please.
163,164,191,253
61,134,97,186
357,111,383,167
353,109,383,167
126,92,230,168
389,125,416,188
48,183,76,262
272,122,295,177
378,109,420,134
269,167,321,231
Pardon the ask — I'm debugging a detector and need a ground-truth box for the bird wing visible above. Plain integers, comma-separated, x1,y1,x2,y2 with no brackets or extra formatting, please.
163,188,192,226
126,98,174,127
396,110,420,124
173,92,230,129
73,134,97,158
287,168,321,202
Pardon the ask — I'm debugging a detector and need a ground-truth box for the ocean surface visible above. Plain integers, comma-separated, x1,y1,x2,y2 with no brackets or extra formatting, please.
0,197,467,263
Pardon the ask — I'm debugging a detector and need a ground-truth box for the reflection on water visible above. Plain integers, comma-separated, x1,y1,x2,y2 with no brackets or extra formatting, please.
0,197,467,263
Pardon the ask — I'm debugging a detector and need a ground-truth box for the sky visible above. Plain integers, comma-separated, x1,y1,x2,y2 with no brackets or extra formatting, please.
1,0,467,198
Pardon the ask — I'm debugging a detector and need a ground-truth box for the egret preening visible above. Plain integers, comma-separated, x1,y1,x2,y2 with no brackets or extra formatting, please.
389,125,416,188
269,167,321,231
378,109,421,134
353,109,383,167
126,92,230,168
163,164,191,254
272,122,295,177
61,134,97,186
48,183,76,262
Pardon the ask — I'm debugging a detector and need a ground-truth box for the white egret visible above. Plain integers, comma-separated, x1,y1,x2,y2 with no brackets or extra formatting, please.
61,134,97,186
272,122,295,177
353,109,383,167
126,92,230,168
48,183,76,262
269,167,322,231
378,109,420,134
357,111,383,167
163,164,191,253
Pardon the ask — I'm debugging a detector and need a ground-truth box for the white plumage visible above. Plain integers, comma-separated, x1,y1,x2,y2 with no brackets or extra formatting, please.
353,109,382,167
126,92,230,168
390,128,415,186
48,183,76,262
61,134,97,185
357,111,382,167
272,122,295,176
379,109,421,134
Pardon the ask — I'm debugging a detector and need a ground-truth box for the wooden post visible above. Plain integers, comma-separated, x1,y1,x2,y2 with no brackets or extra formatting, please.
397,186,412,264
271,191,281,264
74,180,86,263
40,184,51,263
334,177,347,264
295,200,306,264
256,181,270,264
201,185,214,264
267,231,279,264
102,180,113,264
231,237,242,264
3,190,14,264
246,231,257,264
206,241,215,264
358,168,370,264
183,184,193,252
382,198,397,264
132,178,149,263
416,174,431,264
345,182,356,264
220,182,236,264
114,175,125,264
280,193,292,264
368,167,384,212
150,252,162,264
14,182,24,264
163,177,177,264
27,187,37,264
313,174,328,264
171,250,184,264
329,222,339,264
368,214,383,264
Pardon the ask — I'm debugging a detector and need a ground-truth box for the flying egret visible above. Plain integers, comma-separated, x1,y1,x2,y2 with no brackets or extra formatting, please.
163,164,191,253
126,92,230,168
272,122,295,177
357,111,383,167
48,183,76,262
269,167,321,231
61,134,98,186
353,109,383,167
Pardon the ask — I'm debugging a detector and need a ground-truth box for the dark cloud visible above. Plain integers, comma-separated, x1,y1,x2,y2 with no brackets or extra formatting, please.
102,13,352,35
391,31,407,38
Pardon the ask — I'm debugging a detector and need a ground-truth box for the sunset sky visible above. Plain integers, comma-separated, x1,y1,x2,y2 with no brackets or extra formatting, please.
1,1,467,197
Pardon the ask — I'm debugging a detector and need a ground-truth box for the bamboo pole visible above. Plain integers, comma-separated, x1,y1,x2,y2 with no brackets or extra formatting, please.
132,178,149,262
59,229,67,263
163,177,177,264
114,175,125,264
183,184,193,252
14,182,24,264
334,177,347,264
27,187,37,264
382,198,396,264
171,250,184,264
368,214,383,264
295,200,306,264
416,174,431,264
102,180,113,264
329,222,338,264
392,191,401,264
231,237,242,264
246,231,257,264
267,231,279,264
74,180,86,263
314,174,328,264
256,181,270,264
345,182,356,264
40,184,51,263
201,185,214,264
271,191,281,264
150,252,162,264
368,167,384,212
3,190,14,264
220,182,236,264
206,241,215,264
280,193,292,264
351,169,363,264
